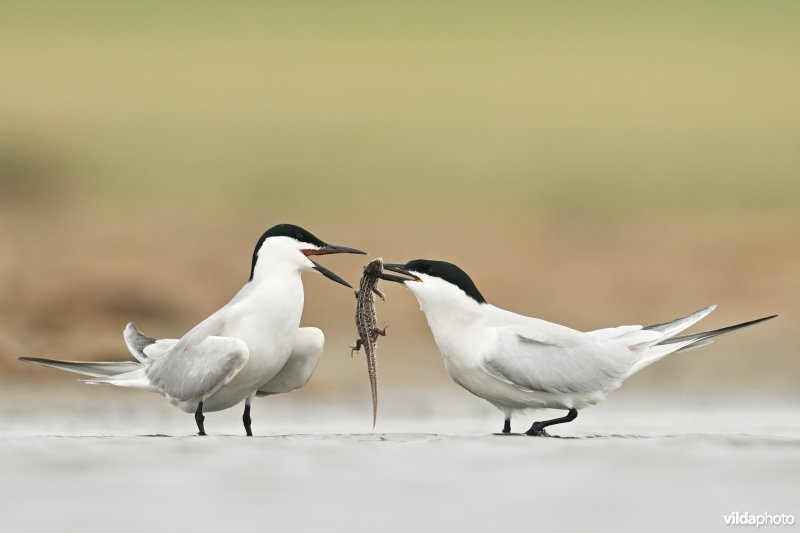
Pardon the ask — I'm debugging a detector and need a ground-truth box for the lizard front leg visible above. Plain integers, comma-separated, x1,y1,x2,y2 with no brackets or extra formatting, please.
370,325,388,342
372,287,386,301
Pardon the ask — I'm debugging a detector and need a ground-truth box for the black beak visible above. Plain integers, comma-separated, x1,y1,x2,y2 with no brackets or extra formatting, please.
378,263,421,283
303,243,367,256
311,261,353,288
303,243,364,288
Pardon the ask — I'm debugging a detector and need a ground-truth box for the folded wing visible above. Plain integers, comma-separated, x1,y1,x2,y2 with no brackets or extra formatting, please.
145,335,249,402
256,327,324,397
481,323,643,394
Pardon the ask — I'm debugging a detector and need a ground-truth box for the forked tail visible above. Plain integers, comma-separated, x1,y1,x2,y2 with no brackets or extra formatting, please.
626,309,777,376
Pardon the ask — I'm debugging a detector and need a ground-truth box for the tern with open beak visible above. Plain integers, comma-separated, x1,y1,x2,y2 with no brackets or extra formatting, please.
20,224,365,436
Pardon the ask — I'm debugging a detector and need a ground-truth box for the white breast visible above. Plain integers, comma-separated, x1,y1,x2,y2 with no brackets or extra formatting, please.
203,275,305,411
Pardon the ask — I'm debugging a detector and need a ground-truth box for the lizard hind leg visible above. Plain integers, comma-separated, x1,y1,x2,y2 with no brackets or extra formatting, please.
350,339,363,357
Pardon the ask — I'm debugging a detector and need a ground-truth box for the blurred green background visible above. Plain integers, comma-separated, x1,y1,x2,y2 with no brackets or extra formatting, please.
1,1,797,400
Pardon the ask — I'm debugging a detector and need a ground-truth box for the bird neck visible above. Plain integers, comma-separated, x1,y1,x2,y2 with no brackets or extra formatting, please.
246,262,306,315
417,294,485,335
419,299,487,368
250,251,310,285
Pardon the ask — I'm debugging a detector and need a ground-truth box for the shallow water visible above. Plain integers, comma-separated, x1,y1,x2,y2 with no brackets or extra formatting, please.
1,389,798,533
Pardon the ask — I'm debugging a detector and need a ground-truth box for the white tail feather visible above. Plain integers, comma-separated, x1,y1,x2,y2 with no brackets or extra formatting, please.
83,368,156,391
643,305,717,340
626,312,776,377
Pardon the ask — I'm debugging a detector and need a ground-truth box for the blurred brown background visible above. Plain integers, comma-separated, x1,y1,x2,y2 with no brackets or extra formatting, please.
1,1,797,400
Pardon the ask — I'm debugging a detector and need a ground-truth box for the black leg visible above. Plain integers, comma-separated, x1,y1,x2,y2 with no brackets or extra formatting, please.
502,418,511,434
243,403,253,437
195,401,206,436
525,408,578,437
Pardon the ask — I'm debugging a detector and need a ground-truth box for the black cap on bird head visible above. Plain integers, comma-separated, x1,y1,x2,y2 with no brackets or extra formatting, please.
380,259,487,304
249,223,366,287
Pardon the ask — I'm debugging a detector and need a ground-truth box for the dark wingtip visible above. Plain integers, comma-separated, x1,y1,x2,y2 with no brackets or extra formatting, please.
716,314,778,332
659,313,779,348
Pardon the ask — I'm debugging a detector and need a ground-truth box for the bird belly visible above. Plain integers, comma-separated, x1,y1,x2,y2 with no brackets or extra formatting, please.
203,307,301,412
210,343,297,411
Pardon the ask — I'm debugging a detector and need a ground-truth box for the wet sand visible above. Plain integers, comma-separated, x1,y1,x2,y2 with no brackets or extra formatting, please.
1,388,797,533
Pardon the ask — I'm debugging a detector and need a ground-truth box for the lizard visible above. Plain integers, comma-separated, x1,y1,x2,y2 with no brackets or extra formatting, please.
351,258,406,428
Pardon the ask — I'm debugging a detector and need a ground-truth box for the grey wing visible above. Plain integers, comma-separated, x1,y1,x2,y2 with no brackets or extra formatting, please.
124,323,181,361
142,338,179,359
145,332,249,402
257,327,324,397
480,324,639,394
123,323,157,362
18,358,143,378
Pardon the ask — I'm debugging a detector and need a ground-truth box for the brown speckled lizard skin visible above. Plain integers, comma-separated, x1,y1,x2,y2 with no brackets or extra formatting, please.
352,258,387,428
